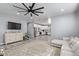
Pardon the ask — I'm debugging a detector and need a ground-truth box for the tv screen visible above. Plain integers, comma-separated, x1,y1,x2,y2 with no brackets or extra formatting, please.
8,22,21,30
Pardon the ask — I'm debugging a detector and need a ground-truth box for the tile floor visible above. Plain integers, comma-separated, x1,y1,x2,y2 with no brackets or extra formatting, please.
2,36,61,56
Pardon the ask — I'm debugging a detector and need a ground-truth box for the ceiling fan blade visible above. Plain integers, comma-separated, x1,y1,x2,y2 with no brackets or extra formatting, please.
22,3,29,10
33,7,44,11
35,11,44,13
13,5,26,10
31,3,35,10
18,10,27,12
24,12,29,15
32,12,39,16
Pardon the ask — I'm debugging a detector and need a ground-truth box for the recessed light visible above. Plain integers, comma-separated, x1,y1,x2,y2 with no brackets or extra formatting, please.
61,9,64,12
17,13,20,15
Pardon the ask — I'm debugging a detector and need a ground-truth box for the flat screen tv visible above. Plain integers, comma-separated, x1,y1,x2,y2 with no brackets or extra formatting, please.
8,22,21,30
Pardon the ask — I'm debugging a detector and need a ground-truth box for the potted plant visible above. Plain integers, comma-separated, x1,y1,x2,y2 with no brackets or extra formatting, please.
23,33,29,40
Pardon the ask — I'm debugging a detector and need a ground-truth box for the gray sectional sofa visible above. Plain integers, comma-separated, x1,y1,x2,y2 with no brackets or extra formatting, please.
51,37,79,56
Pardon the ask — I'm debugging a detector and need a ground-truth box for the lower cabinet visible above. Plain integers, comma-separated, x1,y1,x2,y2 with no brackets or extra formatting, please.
5,32,23,44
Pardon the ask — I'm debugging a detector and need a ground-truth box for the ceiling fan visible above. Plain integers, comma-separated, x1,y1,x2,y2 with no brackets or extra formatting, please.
13,3,44,17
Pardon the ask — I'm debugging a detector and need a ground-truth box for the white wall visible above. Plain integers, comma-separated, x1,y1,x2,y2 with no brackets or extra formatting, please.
51,13,79,39
0,16,27,45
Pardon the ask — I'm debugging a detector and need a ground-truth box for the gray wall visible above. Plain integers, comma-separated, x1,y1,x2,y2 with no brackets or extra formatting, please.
27,22,34,38
0,16,27,45
51,13,79,39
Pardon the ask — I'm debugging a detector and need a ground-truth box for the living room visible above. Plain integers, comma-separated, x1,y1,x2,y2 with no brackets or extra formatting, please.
0,3,79,56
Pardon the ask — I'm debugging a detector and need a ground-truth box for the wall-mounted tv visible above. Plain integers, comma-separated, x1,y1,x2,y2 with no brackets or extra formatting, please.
8,22,21,30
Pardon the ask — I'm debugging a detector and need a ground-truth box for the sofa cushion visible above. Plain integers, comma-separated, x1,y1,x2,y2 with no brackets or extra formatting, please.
68,38,74,45
73,41,79,55
75,47,79,56
51,39,65,45
60,50,74,56
70,40,77,48
70,41,79,52
61,44,72,51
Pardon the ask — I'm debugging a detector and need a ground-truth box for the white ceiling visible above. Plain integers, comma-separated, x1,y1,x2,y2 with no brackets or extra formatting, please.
0,3,78,25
